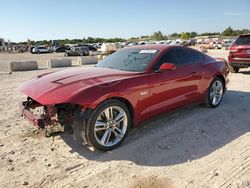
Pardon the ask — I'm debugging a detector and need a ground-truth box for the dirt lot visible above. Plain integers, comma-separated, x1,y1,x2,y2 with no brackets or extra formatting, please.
0,50,250,188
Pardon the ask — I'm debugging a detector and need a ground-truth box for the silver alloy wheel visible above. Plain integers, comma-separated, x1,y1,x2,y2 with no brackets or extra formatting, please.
94,106,128,147
210,80,223,106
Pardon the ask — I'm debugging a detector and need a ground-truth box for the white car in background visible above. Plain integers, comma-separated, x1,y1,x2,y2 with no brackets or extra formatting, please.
213,41,222,49
32,46,52,54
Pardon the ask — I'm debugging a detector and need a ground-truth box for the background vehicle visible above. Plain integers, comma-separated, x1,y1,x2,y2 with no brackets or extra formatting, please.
180,40,189,46
77,44,97,52
228,34,250,73
54,46,70,53
32,46,52,54
223,39,234,49
200,41,221,49
213,41,222,49
99,43,117,55
19,45,229,151
181,39,196,46
64,46,89,56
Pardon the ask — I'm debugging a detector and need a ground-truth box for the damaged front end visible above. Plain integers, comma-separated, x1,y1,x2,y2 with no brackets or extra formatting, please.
20,97,77,133
20,98,57,129
20,97,90,143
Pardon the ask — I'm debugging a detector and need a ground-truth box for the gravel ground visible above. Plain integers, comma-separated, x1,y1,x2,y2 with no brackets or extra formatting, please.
0,49,250,188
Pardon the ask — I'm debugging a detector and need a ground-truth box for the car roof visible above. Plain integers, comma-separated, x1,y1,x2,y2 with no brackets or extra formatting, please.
239,33,250,37
123,44,179,51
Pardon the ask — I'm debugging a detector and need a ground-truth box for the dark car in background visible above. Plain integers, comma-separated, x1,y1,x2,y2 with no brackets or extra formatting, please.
54,46,70,53
64,46,89,56
228,34,250,73
77,44,97,52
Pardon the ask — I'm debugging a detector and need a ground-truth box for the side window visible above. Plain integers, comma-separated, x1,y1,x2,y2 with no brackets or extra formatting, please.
171,49,189,66
154,48,190,70
154,48,205,70
186,49,204,64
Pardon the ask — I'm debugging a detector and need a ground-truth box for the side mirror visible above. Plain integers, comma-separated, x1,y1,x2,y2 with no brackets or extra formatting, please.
159,63,176,71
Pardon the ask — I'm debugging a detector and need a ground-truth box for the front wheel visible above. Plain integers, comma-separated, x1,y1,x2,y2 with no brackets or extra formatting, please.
205,77,224,108
85,100,131,151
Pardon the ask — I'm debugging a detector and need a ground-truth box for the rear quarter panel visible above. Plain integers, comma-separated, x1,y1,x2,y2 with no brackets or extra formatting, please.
199,56,229,97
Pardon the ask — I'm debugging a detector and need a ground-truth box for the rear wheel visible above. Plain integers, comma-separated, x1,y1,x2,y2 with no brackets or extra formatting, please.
229,65,239,73
205,77,224,108
85,100,131,151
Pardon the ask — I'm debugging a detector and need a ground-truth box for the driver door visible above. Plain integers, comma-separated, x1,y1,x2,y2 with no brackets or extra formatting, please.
140,47,199,118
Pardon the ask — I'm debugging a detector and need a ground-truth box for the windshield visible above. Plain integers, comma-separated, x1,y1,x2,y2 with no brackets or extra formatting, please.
97,48,159,72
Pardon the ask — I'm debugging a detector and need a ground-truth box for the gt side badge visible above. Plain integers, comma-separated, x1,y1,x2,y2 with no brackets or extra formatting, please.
140,91,148,96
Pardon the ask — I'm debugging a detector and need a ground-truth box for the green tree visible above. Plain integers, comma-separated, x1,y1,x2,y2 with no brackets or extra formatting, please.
170,32,180,38
222,27,234,36
151,31,165,41
190,31,198,38
199,32,221,36
140,35,149,39
181,32,190,40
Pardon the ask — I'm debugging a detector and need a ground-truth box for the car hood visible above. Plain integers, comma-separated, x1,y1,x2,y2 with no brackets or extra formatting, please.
19,67,140,105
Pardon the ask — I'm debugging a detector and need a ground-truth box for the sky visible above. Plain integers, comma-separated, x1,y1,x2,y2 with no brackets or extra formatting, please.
1,0,250,42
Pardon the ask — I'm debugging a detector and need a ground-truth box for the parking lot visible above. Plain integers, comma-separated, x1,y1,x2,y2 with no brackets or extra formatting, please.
0,49,250,187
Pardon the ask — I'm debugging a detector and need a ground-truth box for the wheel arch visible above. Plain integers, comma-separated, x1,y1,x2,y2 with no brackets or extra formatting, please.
88,96,135,128
214,74,226,92
108,96,135,128
70,89,136,128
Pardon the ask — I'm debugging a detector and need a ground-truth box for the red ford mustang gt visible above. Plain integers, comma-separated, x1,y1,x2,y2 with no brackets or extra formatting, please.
19,45,229,151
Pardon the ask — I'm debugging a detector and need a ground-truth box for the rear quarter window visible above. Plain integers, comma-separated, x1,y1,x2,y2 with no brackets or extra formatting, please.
188,49,204,64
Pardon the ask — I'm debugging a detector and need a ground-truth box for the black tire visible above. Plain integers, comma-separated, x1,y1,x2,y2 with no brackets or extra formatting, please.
36,51,40,54
85,99,131,151
205,77,224,108
229,65,239,73
64,53,68,57
80,53,84,56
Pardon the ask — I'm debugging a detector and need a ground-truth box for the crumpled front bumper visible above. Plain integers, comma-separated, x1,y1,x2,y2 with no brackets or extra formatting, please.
19,101,46,128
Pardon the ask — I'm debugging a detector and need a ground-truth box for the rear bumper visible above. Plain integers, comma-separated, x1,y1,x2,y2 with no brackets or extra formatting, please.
228,57,250,68
229,62,250,68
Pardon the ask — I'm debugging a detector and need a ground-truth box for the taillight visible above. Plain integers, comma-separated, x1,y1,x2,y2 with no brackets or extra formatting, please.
229,49,238,53
229,44,238,53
